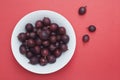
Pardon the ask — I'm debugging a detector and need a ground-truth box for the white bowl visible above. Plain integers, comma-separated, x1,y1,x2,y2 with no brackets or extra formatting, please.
11,10,76,74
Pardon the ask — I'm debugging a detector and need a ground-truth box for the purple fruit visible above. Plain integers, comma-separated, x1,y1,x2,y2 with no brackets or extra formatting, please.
49,44,56,51
82,34,89,42
26,51,33,59
60,44,68,52
50,23,58,31
19,45,27,54
78,6,86,15
56,35,61,41
35,38,42,46
25,23,33,32
18,33,27,42
34,46,41,54
43,17,51,26
27,39,35,47
29,32,36,39
61,35,69,43
58,27,66,35
54,49,62,57
47,55,56,63
50,36,57,43
39,57,47,66
29,56,39,65
35,20,43,29
88,25,96,32
41,48,49,57
39,31,49,40
42,41,50,47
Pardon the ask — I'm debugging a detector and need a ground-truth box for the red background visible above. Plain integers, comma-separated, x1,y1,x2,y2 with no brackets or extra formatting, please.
0,0,120,80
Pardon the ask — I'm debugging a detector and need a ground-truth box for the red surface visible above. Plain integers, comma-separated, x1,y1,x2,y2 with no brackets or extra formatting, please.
0,0,120,80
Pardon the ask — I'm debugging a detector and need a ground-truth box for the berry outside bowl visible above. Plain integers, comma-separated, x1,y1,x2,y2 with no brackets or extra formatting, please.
11,10,76,74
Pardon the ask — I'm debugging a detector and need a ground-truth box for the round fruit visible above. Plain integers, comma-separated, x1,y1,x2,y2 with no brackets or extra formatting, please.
34,46,41,54
54,49,62,57
26,51,33,59
58,27,66,35
78,6,86,15
49,44,56,51
18,33,27,42
43,17,51,26
39,31,49,40
61,35,69,43
27,39,35,47
25,23,33,32
47,55,56,63
29,32,36,39
29,56,39,65
42,41,50,47
19,45,27,54
60,44,68,52
50,36,57,43
39,57,47,66
41,48,49,57
50,23,58,31
35,20,43,29
88,25,96,32
82,34,89,42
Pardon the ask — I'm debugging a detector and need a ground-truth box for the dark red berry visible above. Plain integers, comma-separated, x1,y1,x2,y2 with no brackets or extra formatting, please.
50,23,58,31
29,32,36,39
27,39,35,47
54,49,62,57
50,36,57,43
82,34,89,42
35,20,43,29
47,55,56,63
29,56,39,65
19,45,27,54
41,48,49,57
49,44,56,51
61,35,69,43
88,25,96,32
25,23,33,32
39,57,47,66
18,33,27,42
43,17,51,26
60,44,68,52
26,51,33,59
34,46,41,54
35,38,42,46
58,27,66,35
42,41,50,47
78,6,86,15
39,31,49,40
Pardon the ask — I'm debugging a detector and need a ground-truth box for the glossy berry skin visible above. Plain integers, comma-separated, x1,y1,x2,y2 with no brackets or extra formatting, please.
29,56,39,65
39,58,47,66
50,23,58,31
61,35,69,44
43,17,51,26
60,44,68,52
47,55,56,63
26,51,33,59
41,48,49,57
78,6,86,15
39,31,49,40
82,34,90,42
34,46,41,54
18,33,27,42
58,27,66,35
19,45,27,54
49,44,56,51
88,25,96,32
54,49,62,57
25,23,33,32
35,20,43,29
50,36,57,43
27,39,35,47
